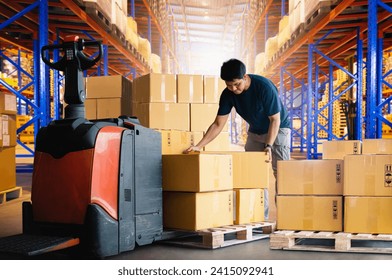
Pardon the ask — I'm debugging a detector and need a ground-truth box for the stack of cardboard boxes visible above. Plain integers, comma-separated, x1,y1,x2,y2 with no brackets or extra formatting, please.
0,91,17,193
231,152,269,225
344,139,392,234
162,153,234,231
130,73,228,153
85,75,132,120
162,151,270,231
277,158,344,231
85,73,229,152
276,139,392,234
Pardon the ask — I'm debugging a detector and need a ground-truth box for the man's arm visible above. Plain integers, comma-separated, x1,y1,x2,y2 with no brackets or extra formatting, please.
265,112,281,146
184,114,229,153
264,112,281,162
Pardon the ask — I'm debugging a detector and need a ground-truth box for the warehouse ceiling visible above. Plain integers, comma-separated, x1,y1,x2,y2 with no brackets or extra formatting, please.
166,0,249,74
132,0,283,75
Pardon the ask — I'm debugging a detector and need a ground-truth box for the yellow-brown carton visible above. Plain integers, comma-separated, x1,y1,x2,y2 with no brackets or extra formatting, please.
344,154,392,196
163,190,233,231
234,188,264,225
162,153,233,192
277,159,343,195
277,195,343,231
322,140,361,159
344,196,392,234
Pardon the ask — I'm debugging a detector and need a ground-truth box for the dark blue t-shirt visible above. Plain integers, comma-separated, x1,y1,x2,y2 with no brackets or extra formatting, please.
217,74,290,134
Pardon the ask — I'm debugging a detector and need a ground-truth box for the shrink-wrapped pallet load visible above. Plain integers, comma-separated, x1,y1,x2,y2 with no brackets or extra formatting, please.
278,15,291,49
151,53,162,73
126,16,139,49
254,52,266,75
265,35,278,62
138,36,151,66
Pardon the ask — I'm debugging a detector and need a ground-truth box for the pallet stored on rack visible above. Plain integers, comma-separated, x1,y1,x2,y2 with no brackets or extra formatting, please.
270,230,392,254
84,2,112,33
304,1,335,32
162,222,275,249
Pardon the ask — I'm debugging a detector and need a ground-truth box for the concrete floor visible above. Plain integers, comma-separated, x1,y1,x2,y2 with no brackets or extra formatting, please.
0,172,391,260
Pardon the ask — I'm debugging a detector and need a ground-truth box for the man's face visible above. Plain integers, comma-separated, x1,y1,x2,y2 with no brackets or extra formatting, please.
225,77,246,94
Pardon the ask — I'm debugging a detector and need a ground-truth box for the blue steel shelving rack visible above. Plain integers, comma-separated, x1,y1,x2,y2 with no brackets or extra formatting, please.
255,0,391,159
0,0,166,172
366,0,392,139
0,0,49,171
305,28,363,158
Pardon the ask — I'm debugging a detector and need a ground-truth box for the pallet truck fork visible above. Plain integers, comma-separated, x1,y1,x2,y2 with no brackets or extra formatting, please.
0,36,162,259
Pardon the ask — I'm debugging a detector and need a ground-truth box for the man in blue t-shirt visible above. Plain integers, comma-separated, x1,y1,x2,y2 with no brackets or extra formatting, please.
185,59,291,220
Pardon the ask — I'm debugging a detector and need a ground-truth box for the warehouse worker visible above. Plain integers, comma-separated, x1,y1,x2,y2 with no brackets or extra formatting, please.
184,58,291,220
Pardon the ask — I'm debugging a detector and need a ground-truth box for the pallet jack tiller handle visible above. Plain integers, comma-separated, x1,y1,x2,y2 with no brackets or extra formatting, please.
41,36,103,118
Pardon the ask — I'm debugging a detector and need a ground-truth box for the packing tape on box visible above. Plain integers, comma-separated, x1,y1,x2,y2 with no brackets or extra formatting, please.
249,190,255,216
214,77,219,100
160,75,166,102
303,163,314,194
368,197,380,232
189,76,194,101
233,190,237,222
303,196,313,230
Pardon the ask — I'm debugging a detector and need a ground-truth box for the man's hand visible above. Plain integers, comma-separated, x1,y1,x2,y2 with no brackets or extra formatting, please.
264,145,272,163
183,145,201,154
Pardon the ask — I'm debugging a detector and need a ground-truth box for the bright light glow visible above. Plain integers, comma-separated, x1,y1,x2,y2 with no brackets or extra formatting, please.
179,41,237,75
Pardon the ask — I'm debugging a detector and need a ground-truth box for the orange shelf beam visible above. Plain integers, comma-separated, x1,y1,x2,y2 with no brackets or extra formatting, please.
60,0,149,74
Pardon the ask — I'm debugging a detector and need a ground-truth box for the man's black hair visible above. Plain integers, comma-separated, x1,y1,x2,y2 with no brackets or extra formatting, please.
220,59,246,81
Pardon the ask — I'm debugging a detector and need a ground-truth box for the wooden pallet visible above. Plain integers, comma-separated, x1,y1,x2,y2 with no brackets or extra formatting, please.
290,23,305,46
270,230,392,254
85,3,112,33
162,222,275,249
0,187,22,205
111,25,127,46
125,41,138,55
304,3,333,32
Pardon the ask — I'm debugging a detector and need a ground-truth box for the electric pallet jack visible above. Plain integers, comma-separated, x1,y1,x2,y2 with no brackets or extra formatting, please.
0,36,162,258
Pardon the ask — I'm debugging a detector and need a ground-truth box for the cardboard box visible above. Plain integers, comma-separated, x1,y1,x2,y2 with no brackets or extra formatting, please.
232,152,269,188
0,92,17,114
159,129,191,154
85,75,132,100
96,98,125,119
277,195,343,231
133,73,176,103
84,99,97,120
85,75,132,119
203,151,269,188
0,147,16,192
1,114,16,147
189,131,203,147
177,74,203,103
277,159,343,195
344,154,392,196
234,188,264,225
134,103,189,131
344,196,392,234
203,131,231,151
214,151,269,189
203,75,226,103
163,190,233,230
362,138,392,154
162,153,233,192
190,103,219,132
322,140,361,159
